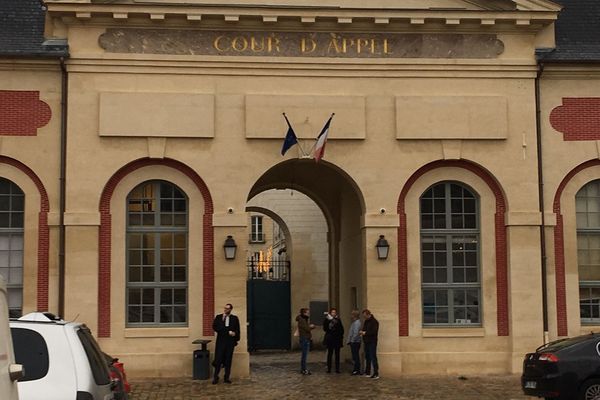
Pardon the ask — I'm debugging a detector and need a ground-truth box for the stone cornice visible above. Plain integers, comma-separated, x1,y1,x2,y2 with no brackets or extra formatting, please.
63,56,539,78
0,59,63,72
45,3,558,31
541,64,600,79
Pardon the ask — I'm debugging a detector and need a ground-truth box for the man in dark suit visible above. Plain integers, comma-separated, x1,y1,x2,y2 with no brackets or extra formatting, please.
212,303,240,384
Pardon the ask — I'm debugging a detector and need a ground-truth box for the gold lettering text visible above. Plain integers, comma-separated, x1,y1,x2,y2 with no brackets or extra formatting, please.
327,37,342,54
250,36,265,52
213,36,228,52
301,38,317,54
267,35,280,53
232,36,248,52
342,38,354,53
357,38,369,54
383,39,392,55
370,39,377,55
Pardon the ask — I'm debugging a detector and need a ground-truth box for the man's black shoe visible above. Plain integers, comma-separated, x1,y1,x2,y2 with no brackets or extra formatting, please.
212,377,219,385
224,379,232,384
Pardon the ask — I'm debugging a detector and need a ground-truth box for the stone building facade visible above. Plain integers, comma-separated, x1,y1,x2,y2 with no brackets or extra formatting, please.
2,0,600,378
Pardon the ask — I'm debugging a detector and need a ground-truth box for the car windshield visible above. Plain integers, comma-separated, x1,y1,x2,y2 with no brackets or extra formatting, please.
537,335,596,353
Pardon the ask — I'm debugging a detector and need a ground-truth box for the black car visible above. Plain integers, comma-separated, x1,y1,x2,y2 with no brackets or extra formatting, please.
522,333,600,399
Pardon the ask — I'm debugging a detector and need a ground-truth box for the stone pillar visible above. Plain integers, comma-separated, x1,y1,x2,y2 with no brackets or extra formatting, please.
506,213,544,373
213,212,250,378
363,215,400,373
63,216,101,331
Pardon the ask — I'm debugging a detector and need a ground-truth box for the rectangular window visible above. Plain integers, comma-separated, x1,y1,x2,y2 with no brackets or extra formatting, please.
579,286,600,321
250,215,264,243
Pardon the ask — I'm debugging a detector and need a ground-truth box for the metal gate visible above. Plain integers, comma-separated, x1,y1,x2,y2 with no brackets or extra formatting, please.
247,259,291,351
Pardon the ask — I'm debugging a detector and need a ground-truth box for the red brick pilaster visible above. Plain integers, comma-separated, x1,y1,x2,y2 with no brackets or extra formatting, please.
397,160,508,337
37,211,50,311
553,214,568,336
97,212,112,338
98,158,214,338
202,214,214,336
398,212,409,336
495,212,508,336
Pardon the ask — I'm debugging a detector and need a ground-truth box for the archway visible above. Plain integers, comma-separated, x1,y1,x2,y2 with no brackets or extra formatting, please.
246,158,365,351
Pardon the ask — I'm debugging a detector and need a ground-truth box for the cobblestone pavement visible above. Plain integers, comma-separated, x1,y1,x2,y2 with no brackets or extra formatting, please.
129,351,529,400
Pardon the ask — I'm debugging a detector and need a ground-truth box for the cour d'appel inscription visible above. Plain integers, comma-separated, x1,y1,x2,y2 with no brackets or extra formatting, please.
98,29,504,59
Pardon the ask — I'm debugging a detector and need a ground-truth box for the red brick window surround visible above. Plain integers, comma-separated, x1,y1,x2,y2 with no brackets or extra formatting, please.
0,90,51,136
0,156,50,312
397,160,509,337
552,160,600,337
98,158,214,338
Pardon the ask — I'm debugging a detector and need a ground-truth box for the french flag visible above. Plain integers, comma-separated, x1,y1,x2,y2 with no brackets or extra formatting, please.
314,114,334,163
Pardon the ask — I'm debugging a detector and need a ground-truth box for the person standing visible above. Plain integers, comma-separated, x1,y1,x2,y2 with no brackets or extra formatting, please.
323,307,344,373
360,309,379,379
295,307,315,375
347,309,362,375
212,303,240,384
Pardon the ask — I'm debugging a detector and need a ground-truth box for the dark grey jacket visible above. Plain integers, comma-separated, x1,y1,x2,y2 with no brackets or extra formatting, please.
296,314,312,339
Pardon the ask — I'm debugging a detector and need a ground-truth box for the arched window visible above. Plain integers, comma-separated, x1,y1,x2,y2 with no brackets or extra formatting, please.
0,178,24,318
576,180,600,323
126,181,188,326
420,182,480,326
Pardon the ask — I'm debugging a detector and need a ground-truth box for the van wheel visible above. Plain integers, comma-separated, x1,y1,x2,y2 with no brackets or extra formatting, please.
580,378,600,400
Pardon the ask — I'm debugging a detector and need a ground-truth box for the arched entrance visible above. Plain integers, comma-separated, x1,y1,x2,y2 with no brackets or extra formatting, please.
245,205,294,351
246,159,365,351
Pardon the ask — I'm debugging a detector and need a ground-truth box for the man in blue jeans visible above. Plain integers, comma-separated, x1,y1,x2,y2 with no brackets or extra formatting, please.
347,309,362,375
360,309,380,379
295,307,315,375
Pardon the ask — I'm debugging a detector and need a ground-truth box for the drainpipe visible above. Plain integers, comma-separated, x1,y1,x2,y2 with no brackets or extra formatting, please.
58,57,68,318
535,61,549,344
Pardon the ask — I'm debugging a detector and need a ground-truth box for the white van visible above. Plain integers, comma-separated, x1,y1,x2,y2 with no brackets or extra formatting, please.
0,276,22,400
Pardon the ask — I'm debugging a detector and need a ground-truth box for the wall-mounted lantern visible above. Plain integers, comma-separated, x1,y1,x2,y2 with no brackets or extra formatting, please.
223,235,237,260
375,235,390,260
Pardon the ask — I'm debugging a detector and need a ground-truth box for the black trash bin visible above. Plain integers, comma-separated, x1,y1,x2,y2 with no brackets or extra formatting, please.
192,339,212,380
